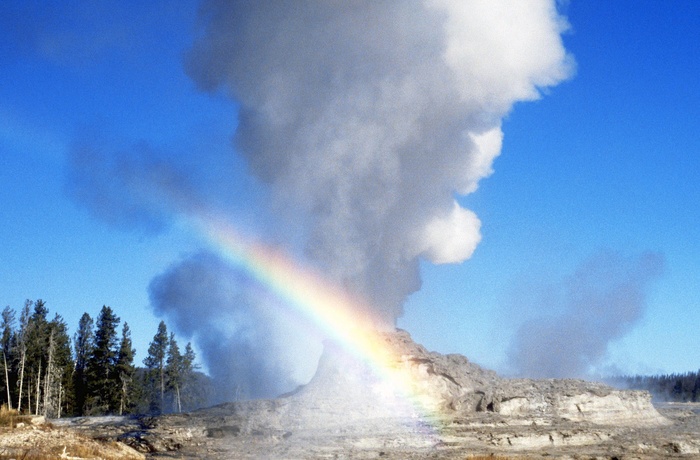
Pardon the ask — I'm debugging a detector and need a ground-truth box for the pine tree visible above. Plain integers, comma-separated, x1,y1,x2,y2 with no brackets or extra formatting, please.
15,300,31,412
46,314,73,417
180,342,201,411
115,323,136,415
1,306,15,409
25,300,50,415
86,306,120,414
73,313,94,415
144,321,168,414
165,333,183,413
43,328,56,416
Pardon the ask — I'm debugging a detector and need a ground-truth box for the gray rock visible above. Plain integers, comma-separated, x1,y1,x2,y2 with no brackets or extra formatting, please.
53,329,700,459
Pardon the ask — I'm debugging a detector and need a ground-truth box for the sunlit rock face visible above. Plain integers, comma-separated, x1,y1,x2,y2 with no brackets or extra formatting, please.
284,329,668,427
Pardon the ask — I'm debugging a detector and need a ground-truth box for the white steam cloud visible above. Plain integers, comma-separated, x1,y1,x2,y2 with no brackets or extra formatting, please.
68,1,574,399
185,0,573,324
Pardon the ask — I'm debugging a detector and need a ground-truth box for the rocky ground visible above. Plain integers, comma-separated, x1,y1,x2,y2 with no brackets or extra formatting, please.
0,415,144,459
4,330,700,459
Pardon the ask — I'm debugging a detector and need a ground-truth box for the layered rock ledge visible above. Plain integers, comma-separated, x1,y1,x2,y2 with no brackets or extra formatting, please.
54,329,700,459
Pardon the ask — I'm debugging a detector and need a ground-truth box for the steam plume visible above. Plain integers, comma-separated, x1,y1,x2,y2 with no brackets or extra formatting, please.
68,1,574,398
185,0,573,324
149,251,322,400
507,251,664,379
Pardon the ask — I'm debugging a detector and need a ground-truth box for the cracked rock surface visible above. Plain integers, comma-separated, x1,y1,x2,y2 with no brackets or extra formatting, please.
53,330,700,459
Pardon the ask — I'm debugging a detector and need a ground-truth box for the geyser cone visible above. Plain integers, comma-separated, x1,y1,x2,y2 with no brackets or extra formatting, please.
282,329,499,428
287,337,420,423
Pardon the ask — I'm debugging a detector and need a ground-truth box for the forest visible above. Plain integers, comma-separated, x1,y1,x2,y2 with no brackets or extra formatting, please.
0,299,210,418
611,371,700,402
4,297,696,420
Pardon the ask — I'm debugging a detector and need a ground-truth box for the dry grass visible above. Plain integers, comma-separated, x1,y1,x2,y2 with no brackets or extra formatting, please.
0,405,30,428
0,442,126,460
0,408,143,460
0,440,141,460
465,456,535,460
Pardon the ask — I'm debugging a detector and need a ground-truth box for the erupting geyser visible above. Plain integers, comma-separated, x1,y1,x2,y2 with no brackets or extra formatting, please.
73,0,574,400
172,0,572,398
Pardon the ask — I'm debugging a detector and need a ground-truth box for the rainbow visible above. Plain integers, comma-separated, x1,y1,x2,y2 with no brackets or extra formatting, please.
186,213,444,427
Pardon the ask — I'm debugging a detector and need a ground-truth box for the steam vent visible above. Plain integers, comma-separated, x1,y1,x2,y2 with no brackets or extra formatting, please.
89,330,700,459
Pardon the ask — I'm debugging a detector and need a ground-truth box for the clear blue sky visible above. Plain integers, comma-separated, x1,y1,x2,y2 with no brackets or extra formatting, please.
1,1,698,379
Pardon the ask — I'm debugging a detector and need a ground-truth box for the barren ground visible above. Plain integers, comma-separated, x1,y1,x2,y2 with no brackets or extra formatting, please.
4,331,699,459
2,403,700,459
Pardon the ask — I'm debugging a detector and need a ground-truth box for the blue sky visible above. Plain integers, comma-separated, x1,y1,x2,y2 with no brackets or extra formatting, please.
402,1,700,376
1,1,699,379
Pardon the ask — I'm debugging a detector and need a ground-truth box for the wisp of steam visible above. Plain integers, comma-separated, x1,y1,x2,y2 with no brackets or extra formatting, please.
508,251,664,379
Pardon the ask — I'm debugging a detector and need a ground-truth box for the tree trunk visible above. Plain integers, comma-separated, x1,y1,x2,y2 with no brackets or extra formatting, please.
3,351,11,410
119,373,129,416
17,348,25,412
43,332,55,417
43,369,49,417
176,384,181,413
35,363,41,416
57,381,62,418
119,376,124,416
160,365,164,413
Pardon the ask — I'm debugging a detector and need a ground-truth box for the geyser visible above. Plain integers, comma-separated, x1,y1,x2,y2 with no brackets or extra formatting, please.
71,0,574,399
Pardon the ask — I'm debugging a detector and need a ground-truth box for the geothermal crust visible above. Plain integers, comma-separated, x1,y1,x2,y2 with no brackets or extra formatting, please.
58,330,700,459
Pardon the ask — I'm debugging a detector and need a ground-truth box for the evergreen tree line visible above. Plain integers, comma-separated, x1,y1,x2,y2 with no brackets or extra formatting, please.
610,370,700,402
0,300,209,417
